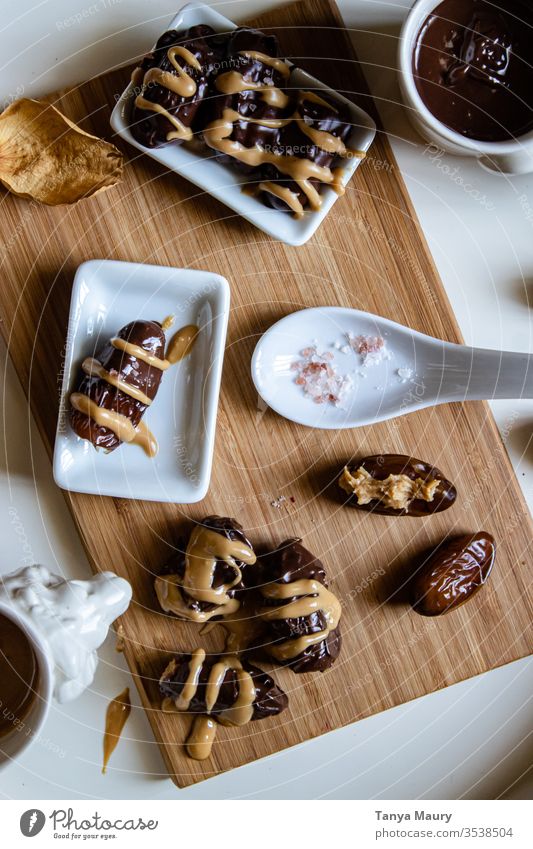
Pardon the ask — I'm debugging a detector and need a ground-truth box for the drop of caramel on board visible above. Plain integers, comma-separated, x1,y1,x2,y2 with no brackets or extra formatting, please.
102,686,131,774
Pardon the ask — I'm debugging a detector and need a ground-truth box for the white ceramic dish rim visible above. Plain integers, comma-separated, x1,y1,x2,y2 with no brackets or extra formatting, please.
251,306,455,430
398,0,533,154
110,2,377,246
0,601,53,767
52,259,230,503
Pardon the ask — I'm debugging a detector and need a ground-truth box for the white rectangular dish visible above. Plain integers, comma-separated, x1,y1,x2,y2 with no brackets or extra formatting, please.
53,259,229,503
109,2,376,246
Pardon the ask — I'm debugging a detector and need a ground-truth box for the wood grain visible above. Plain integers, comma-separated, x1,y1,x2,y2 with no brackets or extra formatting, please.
0,0,531,787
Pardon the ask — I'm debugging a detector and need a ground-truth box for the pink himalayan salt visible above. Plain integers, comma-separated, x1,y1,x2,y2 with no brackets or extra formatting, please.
291,346,352,407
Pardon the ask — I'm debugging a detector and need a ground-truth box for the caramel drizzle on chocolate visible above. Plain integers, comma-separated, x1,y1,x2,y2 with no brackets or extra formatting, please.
167,653,256,760
71,324,198,458
81,357,153,407
258,181,305,218
134,45,201,141
154,526,257,623
70,392,158,457
260,578,341,661
216,50,290,109
110,336,170,371
174,648,206,710
204,88,364,213
241,51,291,78
102,686,131,774
111,324,198,370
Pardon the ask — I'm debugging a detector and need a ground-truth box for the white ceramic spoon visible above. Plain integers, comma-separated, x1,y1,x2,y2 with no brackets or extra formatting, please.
251,307,533,430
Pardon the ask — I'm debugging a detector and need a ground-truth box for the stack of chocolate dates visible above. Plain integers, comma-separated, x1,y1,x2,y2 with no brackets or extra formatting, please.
130,25,356,217
155,516,343,759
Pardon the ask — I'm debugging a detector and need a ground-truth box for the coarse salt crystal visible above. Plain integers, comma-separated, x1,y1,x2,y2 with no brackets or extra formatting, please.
291,345,352,407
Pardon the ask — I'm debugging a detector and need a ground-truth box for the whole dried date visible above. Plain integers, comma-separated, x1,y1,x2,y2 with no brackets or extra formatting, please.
410,532,496,616
338,454,457,516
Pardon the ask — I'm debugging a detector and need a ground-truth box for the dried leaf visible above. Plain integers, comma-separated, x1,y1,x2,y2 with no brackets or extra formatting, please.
0,98,123,205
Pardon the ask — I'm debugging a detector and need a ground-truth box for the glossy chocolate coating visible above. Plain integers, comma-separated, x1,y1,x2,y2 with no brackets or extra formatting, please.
130,24,353,213
130,25,223,148
257,538,342,673
341,454,457,516
259,93,353,213
410,532,495,616
159,653,288,720
69,320,165,452
206,27,292,174
161,516,256,618
413,0,533,141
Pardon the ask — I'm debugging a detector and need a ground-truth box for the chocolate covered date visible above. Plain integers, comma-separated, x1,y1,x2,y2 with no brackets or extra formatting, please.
339,454,457,516
160,648,288,759
257,90,354,218
256,538,342,673
129,24,363,217
130,25,223,148
154,516,257,623
410,532,496,616
69,319,198,457
69,320,166,456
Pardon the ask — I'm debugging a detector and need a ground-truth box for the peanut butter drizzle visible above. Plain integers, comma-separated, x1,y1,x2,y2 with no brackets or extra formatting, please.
155,526,256,623
186,716,217,760
102,686,131,774
258,181,305,217
297,112,347,154
111,324,199,370
134,45,201,141
240,51,291,78
165,324,199,365
204,82,365,213
70,393,158,457
300,89,337,110
260,579,341,661
188,655,255,760
163,650,257,760
204,108,334,210
331,167,346,196
174,648,206,710
206,656,256,726
216,70,290,109
111,336,171,371
81,357,153,407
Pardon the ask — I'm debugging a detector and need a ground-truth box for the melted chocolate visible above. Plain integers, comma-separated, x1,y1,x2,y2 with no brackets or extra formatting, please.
0,613,39,738
413,0,533,141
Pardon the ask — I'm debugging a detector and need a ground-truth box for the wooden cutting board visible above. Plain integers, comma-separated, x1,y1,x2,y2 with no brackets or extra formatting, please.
0,0,531,788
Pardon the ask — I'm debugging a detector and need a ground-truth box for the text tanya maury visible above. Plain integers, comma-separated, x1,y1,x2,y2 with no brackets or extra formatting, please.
375,811,453,824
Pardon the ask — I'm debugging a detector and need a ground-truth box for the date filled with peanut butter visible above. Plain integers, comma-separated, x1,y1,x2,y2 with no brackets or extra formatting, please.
338,454,457,516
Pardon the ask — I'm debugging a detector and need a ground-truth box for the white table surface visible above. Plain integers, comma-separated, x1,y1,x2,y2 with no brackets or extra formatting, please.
0,0,531,800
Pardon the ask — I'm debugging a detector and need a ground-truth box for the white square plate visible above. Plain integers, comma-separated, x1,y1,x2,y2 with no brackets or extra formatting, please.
53,259,229,503
110,3,376,246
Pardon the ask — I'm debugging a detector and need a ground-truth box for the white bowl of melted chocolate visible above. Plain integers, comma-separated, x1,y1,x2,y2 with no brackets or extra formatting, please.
110,3,376,245
399,0,533,174
0,603,53,766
